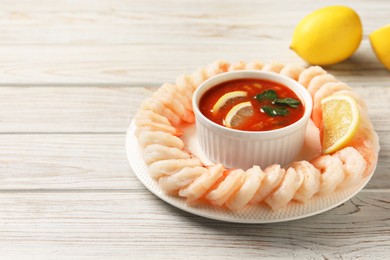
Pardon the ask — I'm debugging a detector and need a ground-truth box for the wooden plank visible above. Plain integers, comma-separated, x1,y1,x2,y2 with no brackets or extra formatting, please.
0,9,302,44
0,191,388,259
0,86,151,133
0,134,142,190
1,0,388,24
0,43,304,84
2,0,388,14
1,3,388,45
0,42,388,84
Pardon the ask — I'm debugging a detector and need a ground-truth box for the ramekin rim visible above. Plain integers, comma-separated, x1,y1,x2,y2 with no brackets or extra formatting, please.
192,70,313,137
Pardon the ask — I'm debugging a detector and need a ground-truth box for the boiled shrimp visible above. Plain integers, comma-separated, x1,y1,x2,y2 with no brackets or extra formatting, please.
226,166,265,211
148,158,202,179
206,169,245,206
291,160,321,202
141,98,182,126
153,88,195,123
159,166,208,194
262,62,285,73
333,147,366,188
307,74,338,98
191,68,209,87
250,164,285,204
184,60,229,92
280,64,305,81
137,131,184,149
301,119,322,161
206,59,230,77
311,155,345,194
179,164,225,202
245,61,264,70
174,82,194,103
228,61,247,71
159,83,192,112
134,124,182,137
135,111,182,137
298,66,327,88
176,74,197,92
143,144,190,165
348,114,380,176
135,110,171,126
265,167,304,211
349,136,378,177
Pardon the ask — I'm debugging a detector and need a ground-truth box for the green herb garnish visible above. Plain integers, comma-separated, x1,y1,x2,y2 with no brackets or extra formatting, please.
261,106,289,117
274,98,301,108
255,90,277,101
255,89,301,117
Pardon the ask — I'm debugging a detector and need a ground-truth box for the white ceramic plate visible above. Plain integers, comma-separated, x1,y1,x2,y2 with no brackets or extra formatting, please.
126,120,374,223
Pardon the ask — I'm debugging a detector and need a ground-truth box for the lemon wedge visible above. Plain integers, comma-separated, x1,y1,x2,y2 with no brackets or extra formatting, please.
321,95,360,154
212,91,247,114
369,24,390,70
224,101,253,128
290,6,362,65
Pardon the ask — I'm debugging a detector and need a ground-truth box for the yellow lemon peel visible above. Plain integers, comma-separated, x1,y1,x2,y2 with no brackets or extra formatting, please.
321,95,360,154
291,6,362,65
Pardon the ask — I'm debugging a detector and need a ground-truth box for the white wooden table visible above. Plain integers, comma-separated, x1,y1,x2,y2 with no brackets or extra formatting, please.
1,0,389,258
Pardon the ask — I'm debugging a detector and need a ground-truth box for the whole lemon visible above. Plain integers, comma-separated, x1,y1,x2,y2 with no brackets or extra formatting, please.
369,24,390,70
290,6,363,65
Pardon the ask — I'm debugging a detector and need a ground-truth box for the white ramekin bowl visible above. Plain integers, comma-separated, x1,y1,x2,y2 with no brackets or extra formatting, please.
192,70,312,170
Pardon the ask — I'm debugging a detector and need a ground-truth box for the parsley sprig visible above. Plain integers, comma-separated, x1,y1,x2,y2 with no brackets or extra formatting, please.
274,98,301,108
261,106,289,117
255,90,278,101
254,89,301,117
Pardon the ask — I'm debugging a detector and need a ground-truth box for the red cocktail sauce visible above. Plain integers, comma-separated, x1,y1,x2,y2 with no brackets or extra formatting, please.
199,78,305,131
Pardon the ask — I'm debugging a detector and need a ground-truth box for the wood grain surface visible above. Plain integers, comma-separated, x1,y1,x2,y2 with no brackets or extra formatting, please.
0,0,389,258
0,191,388,259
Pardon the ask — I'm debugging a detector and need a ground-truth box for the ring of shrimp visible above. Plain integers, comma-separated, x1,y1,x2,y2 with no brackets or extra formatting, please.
135,60,380,211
